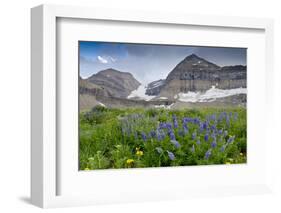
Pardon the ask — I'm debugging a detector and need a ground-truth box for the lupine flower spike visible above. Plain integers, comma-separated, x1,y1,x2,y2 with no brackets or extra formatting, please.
204,149,212,160
171,140,181,148
167,151,175,160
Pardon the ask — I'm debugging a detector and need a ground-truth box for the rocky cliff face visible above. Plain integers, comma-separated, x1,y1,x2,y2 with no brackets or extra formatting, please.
79,77,110,97
145,79,166,96
87,68,141,98
154,54,246,98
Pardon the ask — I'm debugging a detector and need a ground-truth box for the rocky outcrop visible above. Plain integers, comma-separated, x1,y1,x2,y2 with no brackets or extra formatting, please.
145,79,166,96
87,68,141,98
79,77,110,97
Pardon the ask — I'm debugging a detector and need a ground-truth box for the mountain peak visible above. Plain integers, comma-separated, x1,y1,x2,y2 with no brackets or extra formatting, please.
184,54,201,60
86,68,141,98
165,54,221,83
178,54,220,69
99,68,129,75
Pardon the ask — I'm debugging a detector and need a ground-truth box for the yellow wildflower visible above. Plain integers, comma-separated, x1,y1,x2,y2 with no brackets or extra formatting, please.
240,153,243,156
126,159,134,165
225,162,231,165
84,168,90,170
136,150,144,157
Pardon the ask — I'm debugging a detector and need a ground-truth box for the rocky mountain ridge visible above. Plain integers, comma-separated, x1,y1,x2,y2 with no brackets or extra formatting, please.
87,68,140,98
149,54,246,97
79,54,246,110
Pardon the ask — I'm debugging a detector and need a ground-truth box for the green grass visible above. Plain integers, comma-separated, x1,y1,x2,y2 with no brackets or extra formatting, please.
79,106,246,170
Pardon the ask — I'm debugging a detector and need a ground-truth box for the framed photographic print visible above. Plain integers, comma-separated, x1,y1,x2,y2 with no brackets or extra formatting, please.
31,4,274,208
78,41,247,170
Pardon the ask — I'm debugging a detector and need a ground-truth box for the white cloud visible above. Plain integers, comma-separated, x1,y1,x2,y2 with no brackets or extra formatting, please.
97,56,108,64
97,55,117,64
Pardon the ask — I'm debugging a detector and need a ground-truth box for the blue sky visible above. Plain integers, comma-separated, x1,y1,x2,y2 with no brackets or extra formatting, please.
79,41,246,84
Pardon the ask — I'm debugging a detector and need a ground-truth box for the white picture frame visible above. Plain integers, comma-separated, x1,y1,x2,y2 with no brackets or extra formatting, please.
31,4,274,208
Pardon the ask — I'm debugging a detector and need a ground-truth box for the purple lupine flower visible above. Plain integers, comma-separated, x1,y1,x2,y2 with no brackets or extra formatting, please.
168,130,176,140
211,125,217,131
156,129,162,141
204,134,209,142
165,122,172,130
226,115,230,127
172,115,178,128
234,112,238,121
192,131,197,140
220,144,227,152
171,140,181,148
156,133,162,141
227,136,235,144
204,149,212,160
212,128,218,136
155,147,163,154
159,122,172,130
183,117,192,123
210,114,216,121
199,122,204,133
167,151,175,160
218,129,223,135
193,118,200,125
211,132,217,139
196,138,201,145
149,130,156,138
219,112,227,122
156,129,165,141
211,141,217,148
183,125,189,135
141,132,147,142
203,122,208,129
159,122,165,129
190,144,195,153
218,112,224,122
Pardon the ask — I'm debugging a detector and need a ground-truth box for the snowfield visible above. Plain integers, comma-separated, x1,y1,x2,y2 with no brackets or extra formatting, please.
128,85,246,103
177,86,247,103
154,103,174,109
127,85,156,101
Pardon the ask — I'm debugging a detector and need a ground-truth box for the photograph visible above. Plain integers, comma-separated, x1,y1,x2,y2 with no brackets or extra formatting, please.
79,41,247,170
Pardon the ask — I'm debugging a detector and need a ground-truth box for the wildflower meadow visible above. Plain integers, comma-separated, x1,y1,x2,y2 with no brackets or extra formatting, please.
79,106,246,170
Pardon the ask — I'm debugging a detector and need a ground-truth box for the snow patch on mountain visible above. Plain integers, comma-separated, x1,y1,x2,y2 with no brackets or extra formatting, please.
177,86,247,103
154,103,174,109
127,85,156,101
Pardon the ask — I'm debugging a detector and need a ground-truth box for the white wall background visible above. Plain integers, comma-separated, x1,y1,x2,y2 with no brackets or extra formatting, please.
0,0,280,212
